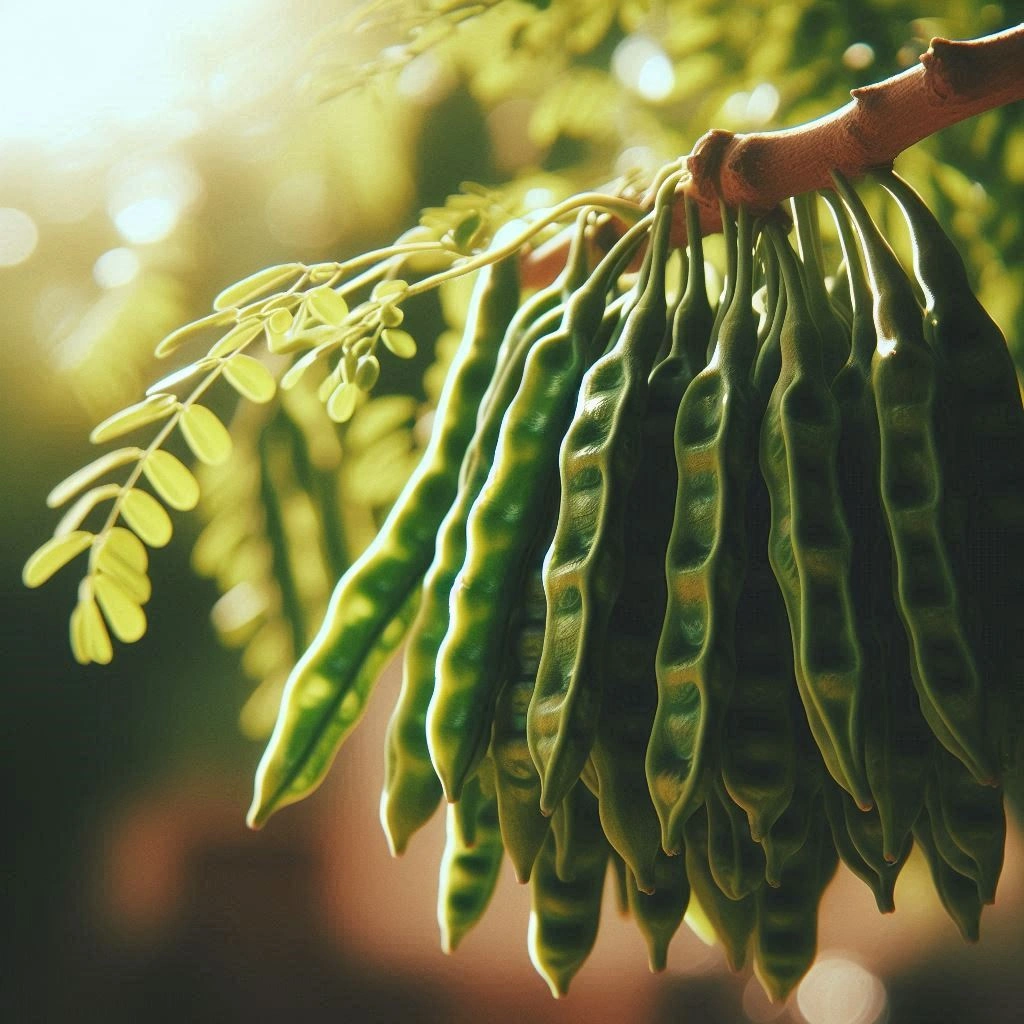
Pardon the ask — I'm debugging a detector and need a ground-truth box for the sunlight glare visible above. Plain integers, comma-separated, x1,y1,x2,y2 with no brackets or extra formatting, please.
0,209,40,266
0,0,275,148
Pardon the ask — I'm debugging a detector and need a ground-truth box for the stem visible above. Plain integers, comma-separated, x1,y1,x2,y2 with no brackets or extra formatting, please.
524,25,1024,285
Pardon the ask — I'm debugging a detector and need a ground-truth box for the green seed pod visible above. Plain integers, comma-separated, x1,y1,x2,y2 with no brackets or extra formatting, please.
761,723,821,888
913,804,983,942
930,745,1005,905
706,773,767,902
427,211,653,805
878,170,1024,774
683,802,755,972
382,258,568,857
820,188,931,860
758,218,872,812
627,849,691,972
831,171,996,786
437,764,504,953
490,522,555,884
529,172,682,816
527,784,609,997
249,252,519,828
753,802,839,1003
722,238,796,846
648,205,761,854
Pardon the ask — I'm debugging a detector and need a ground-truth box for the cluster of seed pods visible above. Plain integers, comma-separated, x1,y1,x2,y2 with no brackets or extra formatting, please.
250,169,1022,999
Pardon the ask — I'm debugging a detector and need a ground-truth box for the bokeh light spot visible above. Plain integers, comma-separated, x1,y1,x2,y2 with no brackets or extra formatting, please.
114,198,180,245
796,955,887,1024
93,248,141,289
613,35,675,101
843,42,876,70
0,208,39,266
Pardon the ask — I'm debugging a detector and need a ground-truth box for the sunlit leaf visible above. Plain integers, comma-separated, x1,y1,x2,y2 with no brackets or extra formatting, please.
55,484,121,537
94,543,152,604
381,327,417,358
223,354,277,404
79,594,113,665
208,319,267,359
154,310,237,359
121,489,173,548
371,279,408,301
213,263,305,311
99,527,149,573
46,448,142,508
281,345,333,389
179,405,233,465
90,395,179,445
23,531,93,588
326,381,360,423
307,286,350,326
147,359,218,396
94,571,148,643
354,354,381,391
142,450,201,511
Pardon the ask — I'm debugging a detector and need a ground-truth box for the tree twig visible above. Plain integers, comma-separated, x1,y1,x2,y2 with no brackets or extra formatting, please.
524,24,1024,284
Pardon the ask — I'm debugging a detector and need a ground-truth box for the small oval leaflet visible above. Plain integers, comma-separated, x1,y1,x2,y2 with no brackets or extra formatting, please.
354,355,381,391
99,526,149,573
147,359,218,397
380,304,405,327
223,354,277,404
307,286,350,326
46,448,142,509
142,450,201,511
95,543,152,604
382,328,417,359
121,489,174,547
327,381,360,423
77,595,113,665
23,530,94,588
208,319,266,359
90,394,178,445
213,263,305,311
94,571,148,643
55,484,121,537
372,279,408,301
154,309,237,359
179,405,233,465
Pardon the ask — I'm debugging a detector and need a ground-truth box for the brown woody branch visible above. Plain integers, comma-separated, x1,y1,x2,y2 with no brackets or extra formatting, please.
523,24,1024,285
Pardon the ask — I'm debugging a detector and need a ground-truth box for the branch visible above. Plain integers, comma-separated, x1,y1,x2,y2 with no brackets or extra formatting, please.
687,24,1024,224
523,24,1024,284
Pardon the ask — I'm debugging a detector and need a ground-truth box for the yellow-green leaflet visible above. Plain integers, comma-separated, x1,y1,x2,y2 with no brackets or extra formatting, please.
307,285,349,326
55,484,121,537
94,572,147,643
23,531,94,588
141,451,201,511
120,489,173,547
154,309,237,358
213,263,304,310
179,405,233,465
90,395,179,445
224,354,277,403
47,449,143,508
209,319,266,359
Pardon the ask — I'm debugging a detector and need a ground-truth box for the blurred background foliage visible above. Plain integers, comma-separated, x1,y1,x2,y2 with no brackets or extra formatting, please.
3,0,1023,1021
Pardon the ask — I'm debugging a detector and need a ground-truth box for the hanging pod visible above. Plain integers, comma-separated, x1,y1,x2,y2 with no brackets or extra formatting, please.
248,251,520,828
758,217,872,812
878,169,1024,774
527,171,682,817
427,209,653,804
831,170,997,787
819,188,932,861
647,205,768,854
